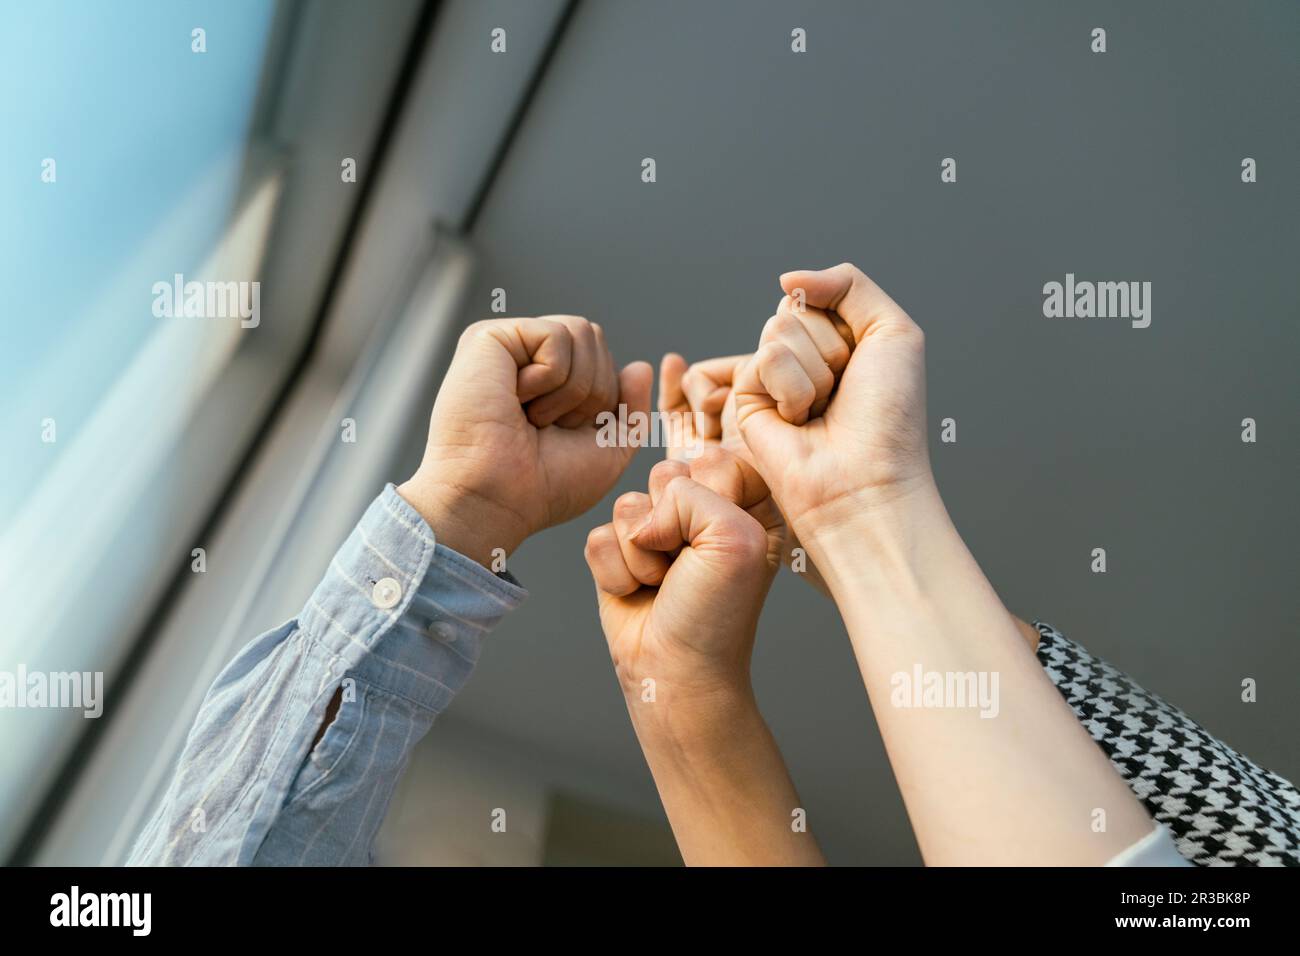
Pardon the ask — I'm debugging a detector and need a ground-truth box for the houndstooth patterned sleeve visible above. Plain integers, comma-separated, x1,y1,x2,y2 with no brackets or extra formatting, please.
1035,621,1299,867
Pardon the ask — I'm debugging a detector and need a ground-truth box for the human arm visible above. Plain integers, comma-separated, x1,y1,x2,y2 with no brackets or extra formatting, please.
585,449,824,865
130,316,651,865
733,263,1157,865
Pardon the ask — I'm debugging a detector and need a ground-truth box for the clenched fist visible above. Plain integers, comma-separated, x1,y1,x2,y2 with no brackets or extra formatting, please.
733,263,931,542
585,448,782,706
399,316,652,567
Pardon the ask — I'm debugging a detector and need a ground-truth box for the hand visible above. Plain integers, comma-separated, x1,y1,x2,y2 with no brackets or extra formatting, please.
398,316,652,567
584,448,782,710
732,263,931,543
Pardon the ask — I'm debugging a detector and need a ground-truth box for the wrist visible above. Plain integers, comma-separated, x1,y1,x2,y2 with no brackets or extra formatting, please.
796,476,952,603
801,477,1013,655
395,475,527,570
790,471,939,544
623,674,758,759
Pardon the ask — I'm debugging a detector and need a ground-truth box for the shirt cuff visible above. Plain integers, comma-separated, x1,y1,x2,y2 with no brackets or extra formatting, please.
297,484,527,712
1106,824,1192,867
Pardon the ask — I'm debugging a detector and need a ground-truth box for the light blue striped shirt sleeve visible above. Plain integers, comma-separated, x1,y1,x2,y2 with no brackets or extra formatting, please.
127,484,527,866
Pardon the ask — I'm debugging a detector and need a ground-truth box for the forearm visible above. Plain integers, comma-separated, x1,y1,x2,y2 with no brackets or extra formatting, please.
803,480,1152,865
626,685,824,866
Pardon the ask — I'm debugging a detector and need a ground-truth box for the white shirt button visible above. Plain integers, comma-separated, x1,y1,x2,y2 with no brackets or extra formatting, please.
429,621,454,642
371,577,402,609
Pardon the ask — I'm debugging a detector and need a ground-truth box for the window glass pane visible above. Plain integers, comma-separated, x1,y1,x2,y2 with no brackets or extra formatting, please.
0,0,274,523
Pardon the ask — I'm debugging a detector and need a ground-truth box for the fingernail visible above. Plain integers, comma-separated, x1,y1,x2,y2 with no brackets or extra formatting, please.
630,514,654,543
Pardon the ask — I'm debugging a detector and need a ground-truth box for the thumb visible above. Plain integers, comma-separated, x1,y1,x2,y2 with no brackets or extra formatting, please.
614,360,653,465
779,263,913,345
658,353,688,413
657,353,697,461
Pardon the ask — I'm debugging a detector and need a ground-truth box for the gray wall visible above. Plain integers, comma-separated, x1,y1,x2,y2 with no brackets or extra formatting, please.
426,0,1298,864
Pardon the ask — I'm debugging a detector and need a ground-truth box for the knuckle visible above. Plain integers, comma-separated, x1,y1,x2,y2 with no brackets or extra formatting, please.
539,316,574,342
461,318,495,342
664,474,696,497
585,524,614,556
763,312,797,340
557,315,594,339
773,310,800,331
613,493,647,520
757,340,789,367
823,334,852,369
650,459,687,483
